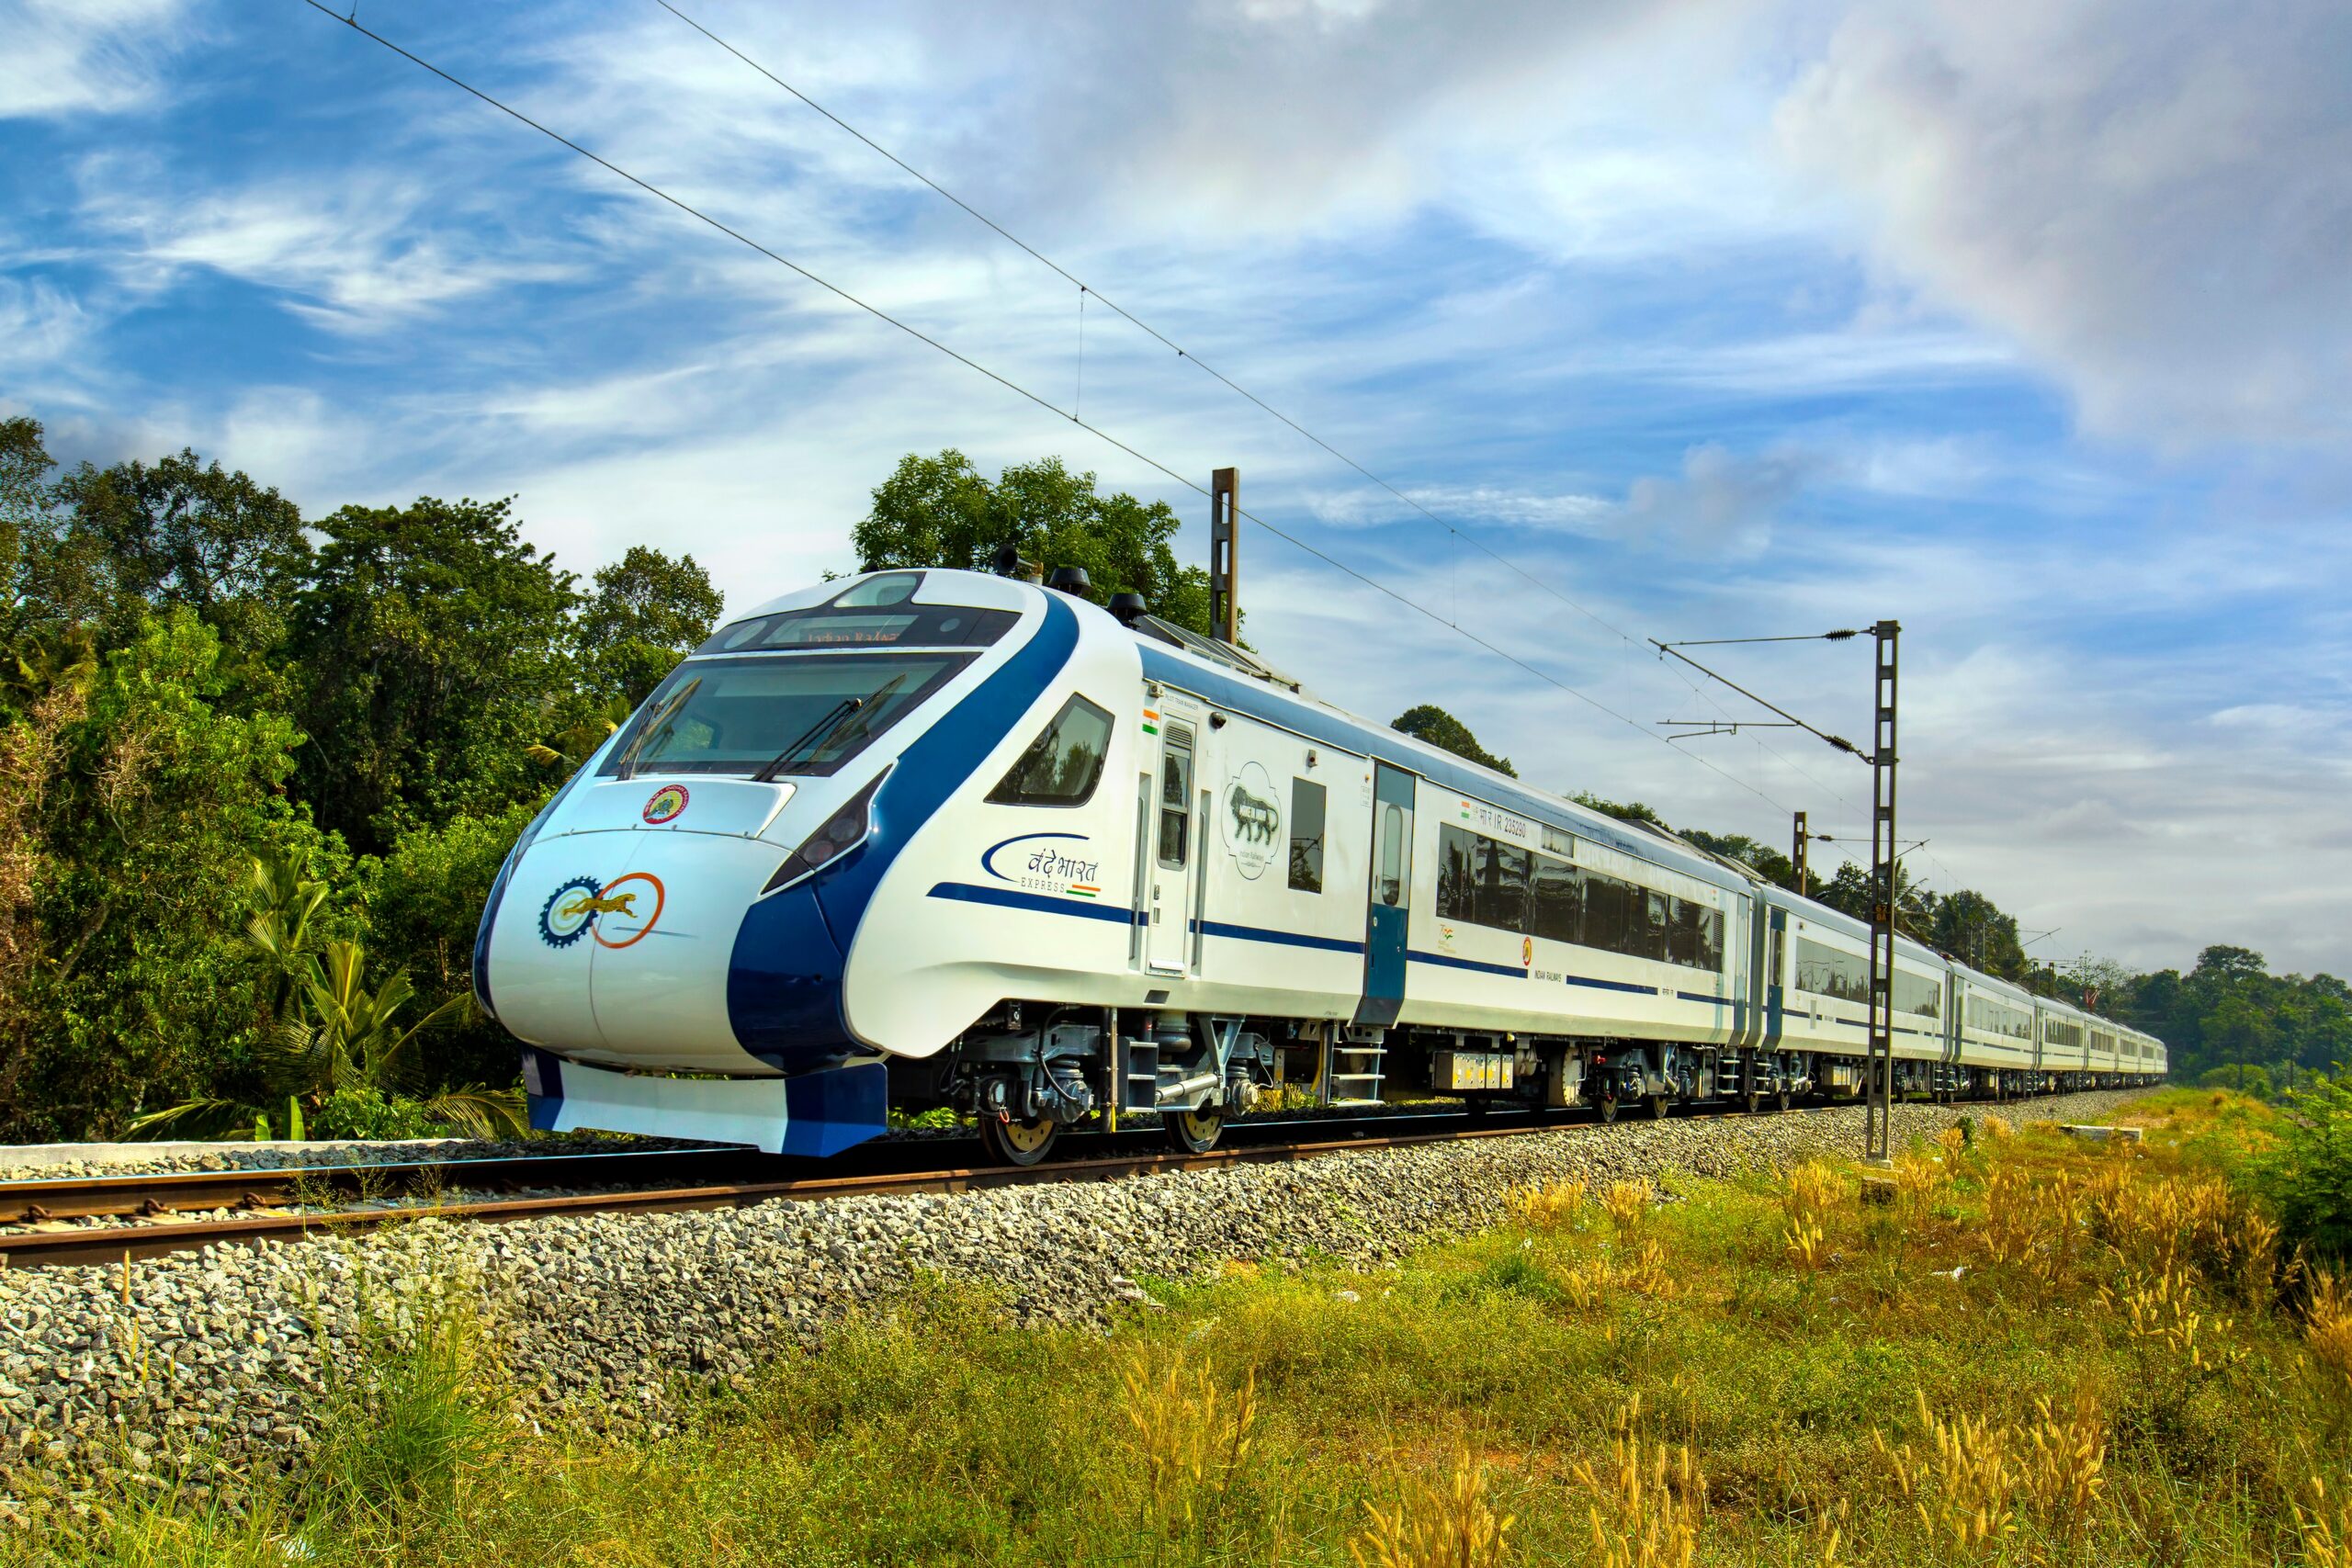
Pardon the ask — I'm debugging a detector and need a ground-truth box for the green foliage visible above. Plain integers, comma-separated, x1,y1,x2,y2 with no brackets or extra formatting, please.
2201,1062,2276,1099
854,447,1216,634
355,799,541,1088
20,1111,2340,1566
2120,946,2352,1083
1392,703,1516,776
301,1252,505,1522
2257,1068,2352,1261
0,611,329,1139
576,544,724,705
313,1085,438,1141
288,495,581,853
40,447,310,671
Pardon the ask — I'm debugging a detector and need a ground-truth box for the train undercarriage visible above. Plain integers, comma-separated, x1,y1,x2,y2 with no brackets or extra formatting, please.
899,1002,2164,1166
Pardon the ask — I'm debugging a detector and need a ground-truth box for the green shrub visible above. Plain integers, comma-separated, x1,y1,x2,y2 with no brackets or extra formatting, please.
314,1086,437,1142
2257,1067,2352,1261
301,1254,505,1524
2200,1062,2275,1099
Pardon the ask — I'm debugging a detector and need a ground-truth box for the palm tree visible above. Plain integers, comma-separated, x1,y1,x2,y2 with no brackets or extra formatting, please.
130,856,526,1142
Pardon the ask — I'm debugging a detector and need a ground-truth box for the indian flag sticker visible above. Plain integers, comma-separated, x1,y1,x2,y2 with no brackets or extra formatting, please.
1141,707,1160,737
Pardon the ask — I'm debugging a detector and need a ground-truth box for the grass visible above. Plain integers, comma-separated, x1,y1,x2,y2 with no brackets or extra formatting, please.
2100,1087,2279,1168
11,1095,2348,1566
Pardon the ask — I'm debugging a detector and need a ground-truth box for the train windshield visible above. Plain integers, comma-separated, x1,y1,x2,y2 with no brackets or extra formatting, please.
599,652,970,779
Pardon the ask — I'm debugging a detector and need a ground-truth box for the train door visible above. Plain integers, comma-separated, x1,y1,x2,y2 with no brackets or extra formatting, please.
1144,710,1201,974
1353,762,1416,1027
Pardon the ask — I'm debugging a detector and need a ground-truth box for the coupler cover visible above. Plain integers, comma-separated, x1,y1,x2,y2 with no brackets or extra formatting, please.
521,1047,887,1156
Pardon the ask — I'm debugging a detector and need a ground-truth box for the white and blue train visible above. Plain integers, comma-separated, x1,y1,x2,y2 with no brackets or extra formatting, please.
473,566,2165,1164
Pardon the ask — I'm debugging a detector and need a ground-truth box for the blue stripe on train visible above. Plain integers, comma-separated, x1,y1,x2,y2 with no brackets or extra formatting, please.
727,595,1081,1066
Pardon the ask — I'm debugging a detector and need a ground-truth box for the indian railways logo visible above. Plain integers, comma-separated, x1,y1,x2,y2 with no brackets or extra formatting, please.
982,832,1102,899
537,872,667,950
641,784,690,825
1221,760,1281,881
1523,936,1534,968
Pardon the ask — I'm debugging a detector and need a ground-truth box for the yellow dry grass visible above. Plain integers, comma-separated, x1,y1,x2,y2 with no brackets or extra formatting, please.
1351,1449,1514,1568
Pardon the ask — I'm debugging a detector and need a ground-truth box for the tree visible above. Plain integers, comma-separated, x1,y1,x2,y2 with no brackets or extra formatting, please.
288,496,580,852
1395,705,1516,776
1569,793,1664,828
577,545,725,705
854,449,1217,634
356,798,546,1089
0,611,330,1138
40,448,310,663
2195,944,2268,985
1815,859,1934,942
1930,890,2029,977
0,416,54,634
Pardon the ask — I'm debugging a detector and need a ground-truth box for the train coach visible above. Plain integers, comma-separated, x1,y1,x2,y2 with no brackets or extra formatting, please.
473,566,2165,1164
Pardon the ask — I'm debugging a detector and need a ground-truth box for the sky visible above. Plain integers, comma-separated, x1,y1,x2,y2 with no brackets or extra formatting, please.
4,0,2348,978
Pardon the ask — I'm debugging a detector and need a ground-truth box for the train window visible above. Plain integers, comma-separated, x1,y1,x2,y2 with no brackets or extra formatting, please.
602,652,970,779
1583,871,1635,957
1437,825,1476,921
1698,906,1724,972
700,599,1016,653
1796,937,1865,1001
1770,925,1786,987
1894,971,1941,1018
1156,732,1193,869
1473,838,1530,932
1529,853,1580,944
831,572,921,607
1375,804,1406,908
986,695,1114,807
1430,822,1467,921
1668,897,1704,967
1288,779,1326,894
1641,891,1671,964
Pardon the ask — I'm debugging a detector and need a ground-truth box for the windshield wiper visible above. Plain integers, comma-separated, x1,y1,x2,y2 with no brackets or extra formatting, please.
612,677,702,782
753,697,864,783
753,672,910,781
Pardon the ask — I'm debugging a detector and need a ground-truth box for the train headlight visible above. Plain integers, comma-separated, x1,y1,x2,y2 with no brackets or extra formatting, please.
764,769,887,894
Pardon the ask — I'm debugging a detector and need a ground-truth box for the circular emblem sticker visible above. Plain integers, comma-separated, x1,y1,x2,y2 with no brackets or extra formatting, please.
1523,936,1534,968
538,875,605,949
1219,760,1282,881
642,784,690,825
536,872,668,950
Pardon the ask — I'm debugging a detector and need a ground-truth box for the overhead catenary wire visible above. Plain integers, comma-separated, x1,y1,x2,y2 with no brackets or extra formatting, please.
298,0,1801,820
650,0,1651,653
650,0,1881,827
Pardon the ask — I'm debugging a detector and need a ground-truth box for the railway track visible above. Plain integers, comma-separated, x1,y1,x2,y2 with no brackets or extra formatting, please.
0,1100,1846,1269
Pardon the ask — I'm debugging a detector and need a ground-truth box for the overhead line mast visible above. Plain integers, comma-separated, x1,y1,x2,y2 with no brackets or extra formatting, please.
1656,625,1902,1165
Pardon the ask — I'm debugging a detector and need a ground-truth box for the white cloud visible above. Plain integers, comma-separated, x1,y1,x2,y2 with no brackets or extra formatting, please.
1776,0,2352,447
1621,443,1812,555
0,0,190,120
75,164,574,333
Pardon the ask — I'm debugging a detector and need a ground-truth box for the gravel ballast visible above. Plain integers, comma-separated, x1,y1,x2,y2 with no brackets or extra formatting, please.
0,1090,2143,1505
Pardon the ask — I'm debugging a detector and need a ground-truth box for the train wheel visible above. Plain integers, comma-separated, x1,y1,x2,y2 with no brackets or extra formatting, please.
1647,1093,1671,1122
1164,1105,1225,1155
1599,1095,1622,1124
978,1113,1059,1168
1743,1089,1763,1115
1776,1088,1792,1113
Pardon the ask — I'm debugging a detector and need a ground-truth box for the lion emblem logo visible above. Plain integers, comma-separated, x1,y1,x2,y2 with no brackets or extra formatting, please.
1219,760,1282,880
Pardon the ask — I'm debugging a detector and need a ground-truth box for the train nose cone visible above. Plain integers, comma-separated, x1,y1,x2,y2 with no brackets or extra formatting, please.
485,792,804,1077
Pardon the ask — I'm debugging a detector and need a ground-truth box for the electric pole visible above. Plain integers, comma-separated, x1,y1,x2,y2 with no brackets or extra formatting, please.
1792,810,1809,894
1863,619,1900,1167
1208,467,1239,645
